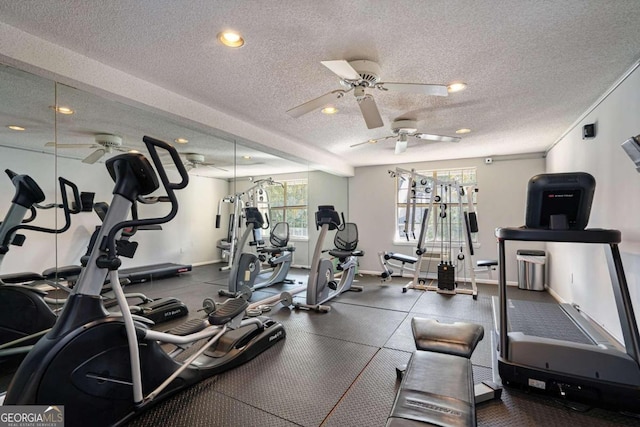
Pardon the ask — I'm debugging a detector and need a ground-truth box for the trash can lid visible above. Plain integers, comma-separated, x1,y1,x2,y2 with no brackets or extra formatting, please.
516,249,546,256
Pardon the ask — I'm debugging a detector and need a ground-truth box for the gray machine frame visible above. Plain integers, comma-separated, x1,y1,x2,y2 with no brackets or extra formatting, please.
495,227,640,411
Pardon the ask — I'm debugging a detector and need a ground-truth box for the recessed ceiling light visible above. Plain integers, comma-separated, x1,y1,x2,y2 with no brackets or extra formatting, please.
7,125,25,131
367,139,377,144
50,106,74,115
218,31,245,48
456,128,471,134
321,106,338,115
243,155,252,160
447,82,467,93
174,138,189,144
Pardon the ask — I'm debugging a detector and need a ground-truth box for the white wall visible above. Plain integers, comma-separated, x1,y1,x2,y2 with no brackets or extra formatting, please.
546,63,640,341
349,156,545,283
0,149,231,275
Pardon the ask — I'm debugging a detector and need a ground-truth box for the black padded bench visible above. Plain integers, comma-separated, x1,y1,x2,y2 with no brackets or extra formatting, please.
476,260,498,279
385,252,418,264
387,318,488,427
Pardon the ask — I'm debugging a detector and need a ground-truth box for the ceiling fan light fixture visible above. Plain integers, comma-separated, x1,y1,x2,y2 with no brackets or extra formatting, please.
174,138,189,144
447,82,467,93
321,106,338,115
7,125,25,131
456,128,471,134
217,31,245,48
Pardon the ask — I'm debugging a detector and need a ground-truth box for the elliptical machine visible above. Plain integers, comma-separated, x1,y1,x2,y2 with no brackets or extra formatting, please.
292,205,364,312
0,170,82,353
220,207,295,300
4,136,285,426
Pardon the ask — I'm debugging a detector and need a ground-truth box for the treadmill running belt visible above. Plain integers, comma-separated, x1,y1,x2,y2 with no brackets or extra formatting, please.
505,299,593,345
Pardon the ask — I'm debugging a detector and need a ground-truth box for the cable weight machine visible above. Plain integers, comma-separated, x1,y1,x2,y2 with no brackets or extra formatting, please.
215,178,280,271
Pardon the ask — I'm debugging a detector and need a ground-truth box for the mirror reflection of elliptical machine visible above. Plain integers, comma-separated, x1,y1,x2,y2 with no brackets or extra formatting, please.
0,170,82,356
4,136,286,427
290,205,364,312
219,207,295,300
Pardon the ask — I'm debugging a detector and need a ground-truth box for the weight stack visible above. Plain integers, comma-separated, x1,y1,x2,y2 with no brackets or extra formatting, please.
437,262,456,291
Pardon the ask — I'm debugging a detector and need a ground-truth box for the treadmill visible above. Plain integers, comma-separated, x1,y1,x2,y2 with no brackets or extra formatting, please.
493,172,640,413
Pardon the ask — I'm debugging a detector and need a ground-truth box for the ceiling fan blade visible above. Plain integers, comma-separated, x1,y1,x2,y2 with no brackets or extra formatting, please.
394,139,408,154
45,142,96,148
350,135,395,148
358,95,384,129
416,133,461,143
202,162,230,172
286,90,345,118
379,83,448,96
321,60,361,80
82,149,106,164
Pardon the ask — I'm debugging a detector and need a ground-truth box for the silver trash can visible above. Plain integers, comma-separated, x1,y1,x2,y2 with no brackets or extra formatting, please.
516,249,546,291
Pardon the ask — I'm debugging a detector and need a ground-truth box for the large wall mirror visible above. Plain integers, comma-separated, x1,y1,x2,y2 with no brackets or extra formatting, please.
0,62,351,391
0,64,57,275
52,81,239,275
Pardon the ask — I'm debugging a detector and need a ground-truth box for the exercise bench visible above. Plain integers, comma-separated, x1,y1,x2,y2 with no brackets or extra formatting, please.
387,318,501,427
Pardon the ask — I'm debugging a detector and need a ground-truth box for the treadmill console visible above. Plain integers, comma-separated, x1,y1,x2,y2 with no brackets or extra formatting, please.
525,172,595,230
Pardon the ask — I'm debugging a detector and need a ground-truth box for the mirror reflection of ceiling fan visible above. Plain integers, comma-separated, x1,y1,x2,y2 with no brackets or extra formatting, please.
286,59,450,129
178,153,229,172
45,133,135,164
350,119,461,154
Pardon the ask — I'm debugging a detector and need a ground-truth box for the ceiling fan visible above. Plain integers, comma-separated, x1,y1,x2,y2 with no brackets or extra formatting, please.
179,153,230,172
45,133,135,164
350,119,461,154
287,59,450,129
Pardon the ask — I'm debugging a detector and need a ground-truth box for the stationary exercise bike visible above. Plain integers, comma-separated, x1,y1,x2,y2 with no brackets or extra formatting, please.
291,205,364,312
0,170,82,353
220,207,295,300
4,136,286,427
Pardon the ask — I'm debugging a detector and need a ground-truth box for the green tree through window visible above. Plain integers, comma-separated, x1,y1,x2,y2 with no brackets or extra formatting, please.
268,179,308,238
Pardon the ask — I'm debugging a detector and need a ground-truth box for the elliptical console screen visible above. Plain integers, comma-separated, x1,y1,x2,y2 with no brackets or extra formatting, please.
525,172,595,230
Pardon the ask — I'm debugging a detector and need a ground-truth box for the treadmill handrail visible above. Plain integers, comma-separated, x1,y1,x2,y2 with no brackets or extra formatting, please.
495,227,621,244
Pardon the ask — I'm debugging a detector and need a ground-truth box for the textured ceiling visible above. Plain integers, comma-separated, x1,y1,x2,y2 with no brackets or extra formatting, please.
0,0,639,171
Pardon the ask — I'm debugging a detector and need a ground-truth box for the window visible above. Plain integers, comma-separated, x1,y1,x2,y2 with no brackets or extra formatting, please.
396,168,477,244
267,179,308,238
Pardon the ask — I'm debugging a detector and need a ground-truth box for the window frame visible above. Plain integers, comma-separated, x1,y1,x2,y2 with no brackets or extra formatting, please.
267,178,309,240
394,167,478,246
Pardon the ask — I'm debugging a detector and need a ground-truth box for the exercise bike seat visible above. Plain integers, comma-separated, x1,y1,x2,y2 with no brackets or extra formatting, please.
259,245,296,255
328,249,364,259
208,297,249,325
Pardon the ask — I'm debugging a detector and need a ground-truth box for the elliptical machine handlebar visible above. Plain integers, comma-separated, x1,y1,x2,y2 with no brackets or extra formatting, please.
99,136,189,267
1,176,82,252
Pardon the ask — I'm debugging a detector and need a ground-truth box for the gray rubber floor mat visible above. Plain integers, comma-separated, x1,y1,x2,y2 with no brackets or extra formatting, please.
267,302,408,347
128,377,299,427
211,330,378,427
326,280,423,312
410,291,494,324
322,348,412,427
